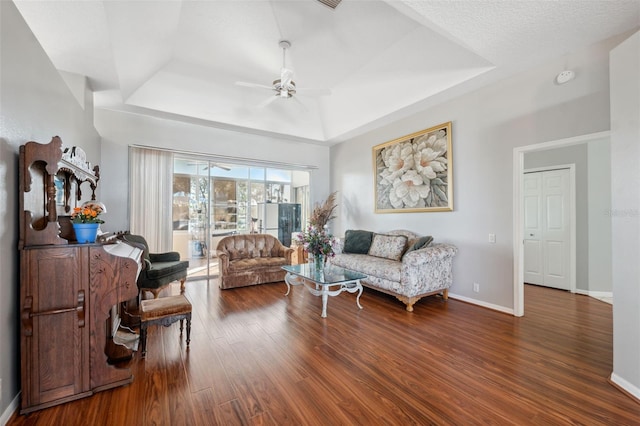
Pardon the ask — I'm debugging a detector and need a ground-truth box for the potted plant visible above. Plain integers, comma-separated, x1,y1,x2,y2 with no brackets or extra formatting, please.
71,202,105,243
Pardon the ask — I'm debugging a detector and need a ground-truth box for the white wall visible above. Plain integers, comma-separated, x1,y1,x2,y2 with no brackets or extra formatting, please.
610,31,640,400
0,1,101,420
95,109,331,234
331,33,626,311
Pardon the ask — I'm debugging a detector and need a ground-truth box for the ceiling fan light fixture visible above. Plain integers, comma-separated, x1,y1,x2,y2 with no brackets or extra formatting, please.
273,79,296,97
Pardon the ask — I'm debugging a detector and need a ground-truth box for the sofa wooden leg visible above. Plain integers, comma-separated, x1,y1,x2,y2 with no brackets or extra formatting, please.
442,289,449,300
180,278,186,294
397,295,417,312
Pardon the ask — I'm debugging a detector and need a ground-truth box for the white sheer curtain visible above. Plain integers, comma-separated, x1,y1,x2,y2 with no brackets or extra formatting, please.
129,147,173,252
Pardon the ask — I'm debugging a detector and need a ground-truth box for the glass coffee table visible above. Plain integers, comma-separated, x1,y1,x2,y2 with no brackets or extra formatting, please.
282,263,366,318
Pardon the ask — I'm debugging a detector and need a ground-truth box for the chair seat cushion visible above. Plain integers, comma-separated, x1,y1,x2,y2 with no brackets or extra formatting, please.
140,294,192,321
228,257,288,272
145,260,190,280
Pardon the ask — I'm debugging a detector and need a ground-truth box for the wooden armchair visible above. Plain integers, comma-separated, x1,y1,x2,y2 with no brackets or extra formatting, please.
120,233,190,298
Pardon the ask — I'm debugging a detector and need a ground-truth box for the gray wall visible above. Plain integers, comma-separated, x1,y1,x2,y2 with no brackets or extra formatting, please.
610,31,640,399
523,141,613,293
330,33,624,310
0,1,101,419
587,139,613,293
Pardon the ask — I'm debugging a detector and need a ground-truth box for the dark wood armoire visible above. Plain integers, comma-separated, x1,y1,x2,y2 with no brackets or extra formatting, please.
18,136,143,414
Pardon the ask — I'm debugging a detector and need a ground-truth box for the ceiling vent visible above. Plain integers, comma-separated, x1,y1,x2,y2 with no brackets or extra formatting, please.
317,0,342,10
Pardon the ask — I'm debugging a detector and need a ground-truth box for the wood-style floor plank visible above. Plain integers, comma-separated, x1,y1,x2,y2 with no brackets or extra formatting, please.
8,282,640,425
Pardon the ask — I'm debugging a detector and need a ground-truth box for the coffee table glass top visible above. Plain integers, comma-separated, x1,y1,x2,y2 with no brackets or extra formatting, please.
282,263,366,285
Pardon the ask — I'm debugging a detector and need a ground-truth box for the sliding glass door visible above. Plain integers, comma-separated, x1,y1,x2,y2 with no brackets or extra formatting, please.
172,157,310,280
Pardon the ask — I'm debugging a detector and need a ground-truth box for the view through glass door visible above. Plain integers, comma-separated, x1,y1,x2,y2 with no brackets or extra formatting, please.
172,157,310,280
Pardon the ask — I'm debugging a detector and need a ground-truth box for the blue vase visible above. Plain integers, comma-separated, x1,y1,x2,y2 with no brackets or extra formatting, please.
73,223,99,243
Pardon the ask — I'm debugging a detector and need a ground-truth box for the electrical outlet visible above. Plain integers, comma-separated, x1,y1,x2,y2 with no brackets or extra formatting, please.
473,282,480,292
489,233,496,243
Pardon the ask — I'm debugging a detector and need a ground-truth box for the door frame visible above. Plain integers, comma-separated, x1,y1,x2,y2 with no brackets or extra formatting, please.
512,131,610,317
523,165,576,293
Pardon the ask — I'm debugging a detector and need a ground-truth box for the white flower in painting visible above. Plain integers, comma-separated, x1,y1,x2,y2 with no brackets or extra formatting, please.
389,170,430,208
414,133,447,181
379,142,414,185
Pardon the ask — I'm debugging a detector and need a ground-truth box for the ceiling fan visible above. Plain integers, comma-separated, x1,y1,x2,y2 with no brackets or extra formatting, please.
235,40,331,103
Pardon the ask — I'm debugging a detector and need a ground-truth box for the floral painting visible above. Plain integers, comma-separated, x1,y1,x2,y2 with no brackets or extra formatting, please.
373,122,453,213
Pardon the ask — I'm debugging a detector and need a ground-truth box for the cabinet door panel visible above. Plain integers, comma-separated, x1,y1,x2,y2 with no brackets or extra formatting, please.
21,247,90,409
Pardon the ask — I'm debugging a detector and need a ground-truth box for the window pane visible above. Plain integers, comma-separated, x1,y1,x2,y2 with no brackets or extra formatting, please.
266,168,291,182
250,167,265,180
173,156,310,280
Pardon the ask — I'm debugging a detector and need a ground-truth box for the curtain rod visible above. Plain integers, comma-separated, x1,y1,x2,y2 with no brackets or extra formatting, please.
129,144,318,171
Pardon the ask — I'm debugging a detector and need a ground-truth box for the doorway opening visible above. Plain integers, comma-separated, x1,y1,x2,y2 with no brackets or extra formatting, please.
513,131,610,316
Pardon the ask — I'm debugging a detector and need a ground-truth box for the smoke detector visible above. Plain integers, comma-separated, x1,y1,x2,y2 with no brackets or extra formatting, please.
556,70,575,85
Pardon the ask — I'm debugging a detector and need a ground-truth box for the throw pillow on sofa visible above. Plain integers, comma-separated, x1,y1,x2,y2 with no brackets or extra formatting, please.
344,230,374,254
368,234,408,261
403,236,434,257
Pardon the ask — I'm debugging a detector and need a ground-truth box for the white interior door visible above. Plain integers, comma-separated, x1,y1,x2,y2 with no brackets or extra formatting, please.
523,173,543,285
523,168,572,290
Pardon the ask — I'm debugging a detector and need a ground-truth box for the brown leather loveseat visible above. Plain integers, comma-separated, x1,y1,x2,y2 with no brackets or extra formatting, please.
216,234,293,289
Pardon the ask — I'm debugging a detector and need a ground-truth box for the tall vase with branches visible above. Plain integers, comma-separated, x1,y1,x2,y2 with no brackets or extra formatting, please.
309,191,338,230
299,192,338,267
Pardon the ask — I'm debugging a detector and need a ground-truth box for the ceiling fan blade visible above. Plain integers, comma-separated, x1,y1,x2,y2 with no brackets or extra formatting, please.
296,87,332,97
257,95,279,109
212,163,231,171
235,81,274,91
291,95,308,112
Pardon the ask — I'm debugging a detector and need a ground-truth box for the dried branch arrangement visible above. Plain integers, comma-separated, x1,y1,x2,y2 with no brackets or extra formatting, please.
309,191,338,229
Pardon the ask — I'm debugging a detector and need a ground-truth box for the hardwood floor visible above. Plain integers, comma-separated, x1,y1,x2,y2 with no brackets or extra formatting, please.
8,282,640,425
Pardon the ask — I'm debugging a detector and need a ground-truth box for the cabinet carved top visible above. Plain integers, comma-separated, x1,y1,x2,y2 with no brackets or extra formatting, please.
58,158,99,186
19,136,101,248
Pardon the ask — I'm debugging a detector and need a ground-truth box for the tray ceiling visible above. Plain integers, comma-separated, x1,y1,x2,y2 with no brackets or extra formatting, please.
14,0,640,144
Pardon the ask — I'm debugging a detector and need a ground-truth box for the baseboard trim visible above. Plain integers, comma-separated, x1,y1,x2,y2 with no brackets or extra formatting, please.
610,372,640,404
1,393,19,426
448,293,514,315
574,289,613,298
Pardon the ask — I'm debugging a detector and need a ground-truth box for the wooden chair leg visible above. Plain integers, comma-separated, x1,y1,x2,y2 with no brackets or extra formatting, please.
178,316,191,346
186,314,191,346
140,324,148,358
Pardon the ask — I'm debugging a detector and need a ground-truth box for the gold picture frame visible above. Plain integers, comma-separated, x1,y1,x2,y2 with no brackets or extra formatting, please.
373,121,453,213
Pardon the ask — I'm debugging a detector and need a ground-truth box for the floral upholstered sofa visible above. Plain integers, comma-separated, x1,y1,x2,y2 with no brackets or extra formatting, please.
330,230,457,312
216,234,293,289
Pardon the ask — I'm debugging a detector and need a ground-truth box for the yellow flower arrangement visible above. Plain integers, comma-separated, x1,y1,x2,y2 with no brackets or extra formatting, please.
71,203,105,224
